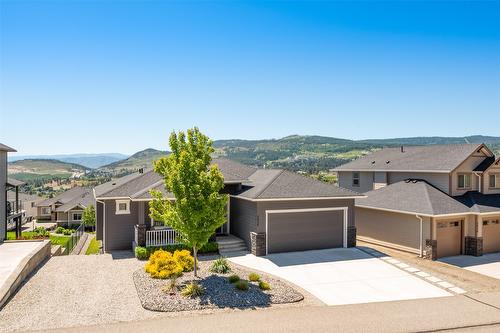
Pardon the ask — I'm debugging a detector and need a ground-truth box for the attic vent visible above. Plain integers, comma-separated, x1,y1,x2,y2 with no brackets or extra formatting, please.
371,161,376,164
386,161,390,164
112,183,116,186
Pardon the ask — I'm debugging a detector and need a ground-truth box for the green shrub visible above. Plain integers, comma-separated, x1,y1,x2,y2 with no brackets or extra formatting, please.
135,246,148,260
145,250,183,279
62,229,72,235
210,257,231,274
234,280,249,291
181,282,205,298
146,242,218,255
228,275,240,283
162,277,178,293
248,272,260,282
173,250,194,271
55,226,65,234
258,281,271,290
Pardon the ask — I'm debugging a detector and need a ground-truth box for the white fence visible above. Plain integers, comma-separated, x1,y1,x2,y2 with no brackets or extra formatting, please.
146,229,180,247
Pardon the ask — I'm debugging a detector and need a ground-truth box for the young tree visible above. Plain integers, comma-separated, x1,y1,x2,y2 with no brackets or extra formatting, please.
149,127,228,277
82,204,96,232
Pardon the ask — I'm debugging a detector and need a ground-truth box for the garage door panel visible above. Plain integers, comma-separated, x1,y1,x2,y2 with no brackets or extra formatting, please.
436,221,461,258
484,220,500,254
267,210,344,254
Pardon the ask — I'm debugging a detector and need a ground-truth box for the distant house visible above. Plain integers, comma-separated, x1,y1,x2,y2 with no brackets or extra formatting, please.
7,192,43,223
334,144,500,259
94,158,363,253
36,187,93,226
1,143,22,241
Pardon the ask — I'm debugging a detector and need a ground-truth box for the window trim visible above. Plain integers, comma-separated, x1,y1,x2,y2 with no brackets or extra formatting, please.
72,212,83,221
489,174,500,189
41,207,51,215
115,199,131,215
352,172,360,187
457,173,472,190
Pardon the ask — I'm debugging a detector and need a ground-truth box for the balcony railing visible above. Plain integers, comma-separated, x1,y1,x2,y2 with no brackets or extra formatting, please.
145,229,180,247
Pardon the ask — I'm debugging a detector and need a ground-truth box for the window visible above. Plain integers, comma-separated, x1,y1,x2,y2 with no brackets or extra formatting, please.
489,174,500,189
41,207,51,215
457,174,471,189
352,172,360,187
116,200,130,214
72,212,82,221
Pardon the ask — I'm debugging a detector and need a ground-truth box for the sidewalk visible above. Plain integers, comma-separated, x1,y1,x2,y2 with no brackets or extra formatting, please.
33,292,500,333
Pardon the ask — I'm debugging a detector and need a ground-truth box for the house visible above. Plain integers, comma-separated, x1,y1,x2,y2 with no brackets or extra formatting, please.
1,143,22,241
36,186,93,226
94,158,363,254
7,192,43,223
334,144,500,259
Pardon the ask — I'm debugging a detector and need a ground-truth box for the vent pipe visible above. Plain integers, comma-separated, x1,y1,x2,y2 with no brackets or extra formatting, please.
401,146,405,153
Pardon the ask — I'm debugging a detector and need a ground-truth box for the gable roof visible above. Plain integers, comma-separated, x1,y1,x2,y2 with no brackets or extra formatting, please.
455,192,500,214
334,144,490,173
473,156,496,172
55,189,93,212
37,186,90,207
95,158,362,200
356,180,471,216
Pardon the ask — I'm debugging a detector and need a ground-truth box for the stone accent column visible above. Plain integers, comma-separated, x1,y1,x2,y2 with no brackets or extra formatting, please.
465,236,483,256
347,226,356,247
250,232,266,256
136,224,146,247
424,239,437,260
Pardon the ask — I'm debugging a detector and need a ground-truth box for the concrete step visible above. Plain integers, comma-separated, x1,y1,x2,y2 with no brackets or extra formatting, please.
218,242,247,250
218,250,250,258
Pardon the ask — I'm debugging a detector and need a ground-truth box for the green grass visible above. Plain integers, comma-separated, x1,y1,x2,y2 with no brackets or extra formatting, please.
7,231,72,250
85,237,101,255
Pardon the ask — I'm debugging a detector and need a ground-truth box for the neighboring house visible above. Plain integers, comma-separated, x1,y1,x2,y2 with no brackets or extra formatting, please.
334,144,500,259
36,186,93,226
94,158,363,254
7,192,43,222
1,143,21,241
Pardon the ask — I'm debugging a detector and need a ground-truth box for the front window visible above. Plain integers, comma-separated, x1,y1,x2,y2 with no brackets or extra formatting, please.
352,172,360,187
116,200,130,214
489,174,500,189
41,207,51,215
458,174,471,189
72,212,82,221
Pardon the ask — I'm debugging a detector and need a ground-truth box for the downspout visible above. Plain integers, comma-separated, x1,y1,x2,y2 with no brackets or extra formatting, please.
94,189,105,252
473,172,482,193
416,215,424,257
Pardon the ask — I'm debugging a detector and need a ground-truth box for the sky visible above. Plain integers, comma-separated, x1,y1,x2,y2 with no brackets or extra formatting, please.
1,1,499,155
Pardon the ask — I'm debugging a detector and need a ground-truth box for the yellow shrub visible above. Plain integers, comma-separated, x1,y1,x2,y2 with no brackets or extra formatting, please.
144,250,183,279
173,249,194,272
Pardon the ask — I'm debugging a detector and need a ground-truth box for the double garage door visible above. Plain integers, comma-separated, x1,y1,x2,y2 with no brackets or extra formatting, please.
483,219,500,254
436,221,462,258
266,208,347,254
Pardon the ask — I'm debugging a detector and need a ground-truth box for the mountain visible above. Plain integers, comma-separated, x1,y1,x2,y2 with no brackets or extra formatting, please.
98,148,169,173
8,159,90,183
212,135,500,173
8,153,128,168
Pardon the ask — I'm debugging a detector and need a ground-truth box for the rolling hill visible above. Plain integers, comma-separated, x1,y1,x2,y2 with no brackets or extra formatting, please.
97,148,169,174
8,159,90,183
9,153,128,168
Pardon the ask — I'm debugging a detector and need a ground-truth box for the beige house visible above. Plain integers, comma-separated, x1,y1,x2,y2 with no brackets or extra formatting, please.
36,186,93,226
335,144,500,259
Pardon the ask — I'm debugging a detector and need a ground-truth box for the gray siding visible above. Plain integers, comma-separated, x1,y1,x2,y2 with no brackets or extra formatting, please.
388,172,450,194
229,197,257,249
337,171,374,193
103,200,139,251
0,152,6,241
96,201,103,241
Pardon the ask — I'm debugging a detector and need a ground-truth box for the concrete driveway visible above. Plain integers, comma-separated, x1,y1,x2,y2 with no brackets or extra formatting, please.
440,252,500,280
229,248,451,306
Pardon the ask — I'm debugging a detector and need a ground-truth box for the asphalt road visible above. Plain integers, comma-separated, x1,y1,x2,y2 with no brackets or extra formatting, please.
33,292,500,333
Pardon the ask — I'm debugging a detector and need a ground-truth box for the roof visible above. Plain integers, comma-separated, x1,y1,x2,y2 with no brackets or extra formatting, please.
356,180,471,216
474,156,496,172
7,191,42,202
0,143,16,152
334,144,490,173
455,192,500,214
6,178,25,187
95,157,362,200
55,189,94,212
237,169,360,199
37,186,90,207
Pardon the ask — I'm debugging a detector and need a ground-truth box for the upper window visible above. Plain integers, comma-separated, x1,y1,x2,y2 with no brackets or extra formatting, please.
489,174,500,189
116,200,130,215
352,172,360,187
457,174,471,189
72,212,82,221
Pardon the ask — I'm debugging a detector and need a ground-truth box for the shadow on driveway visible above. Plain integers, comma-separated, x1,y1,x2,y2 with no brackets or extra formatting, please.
265,247,374,267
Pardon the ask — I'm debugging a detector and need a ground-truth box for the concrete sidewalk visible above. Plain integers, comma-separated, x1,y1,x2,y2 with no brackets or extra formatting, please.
33,293,500,333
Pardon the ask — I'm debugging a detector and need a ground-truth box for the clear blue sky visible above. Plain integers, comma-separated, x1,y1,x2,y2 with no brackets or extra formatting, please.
1,1,499,155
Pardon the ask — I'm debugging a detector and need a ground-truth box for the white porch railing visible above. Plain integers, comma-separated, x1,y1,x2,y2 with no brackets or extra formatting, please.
146,229,180,247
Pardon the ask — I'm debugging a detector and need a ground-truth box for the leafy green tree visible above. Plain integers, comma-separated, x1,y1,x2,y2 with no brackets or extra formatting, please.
82,204,96,231
149,127,228,277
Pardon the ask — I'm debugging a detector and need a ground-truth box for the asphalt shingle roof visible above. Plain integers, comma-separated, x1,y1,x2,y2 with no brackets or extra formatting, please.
334,144,487,172
356,180,471,216
95,158,362,200
474,156,496,172
37,186,90,207
55,189,94,212
455,192,500,214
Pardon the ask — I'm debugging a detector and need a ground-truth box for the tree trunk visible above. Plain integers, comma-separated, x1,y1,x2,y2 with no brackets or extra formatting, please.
193,246,198,278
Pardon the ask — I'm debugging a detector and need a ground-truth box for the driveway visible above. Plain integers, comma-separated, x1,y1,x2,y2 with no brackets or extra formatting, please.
440,252,500,280
229,248,451,305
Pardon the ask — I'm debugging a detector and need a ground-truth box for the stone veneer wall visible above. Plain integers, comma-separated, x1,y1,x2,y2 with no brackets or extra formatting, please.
250,232,266,256
347,226,356,247
424,239,437,260
464,236,483,257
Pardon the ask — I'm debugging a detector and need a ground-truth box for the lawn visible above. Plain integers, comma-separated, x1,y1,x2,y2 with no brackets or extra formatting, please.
85,237,101,255
7,231,72,249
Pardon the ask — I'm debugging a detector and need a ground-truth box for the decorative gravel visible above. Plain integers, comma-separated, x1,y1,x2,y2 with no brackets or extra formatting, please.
133,260,304,312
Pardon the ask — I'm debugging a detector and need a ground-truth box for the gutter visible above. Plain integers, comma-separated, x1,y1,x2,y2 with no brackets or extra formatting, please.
473,172,482,193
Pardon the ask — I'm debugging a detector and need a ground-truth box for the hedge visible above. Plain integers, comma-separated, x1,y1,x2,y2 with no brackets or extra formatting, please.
135,241,219,260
